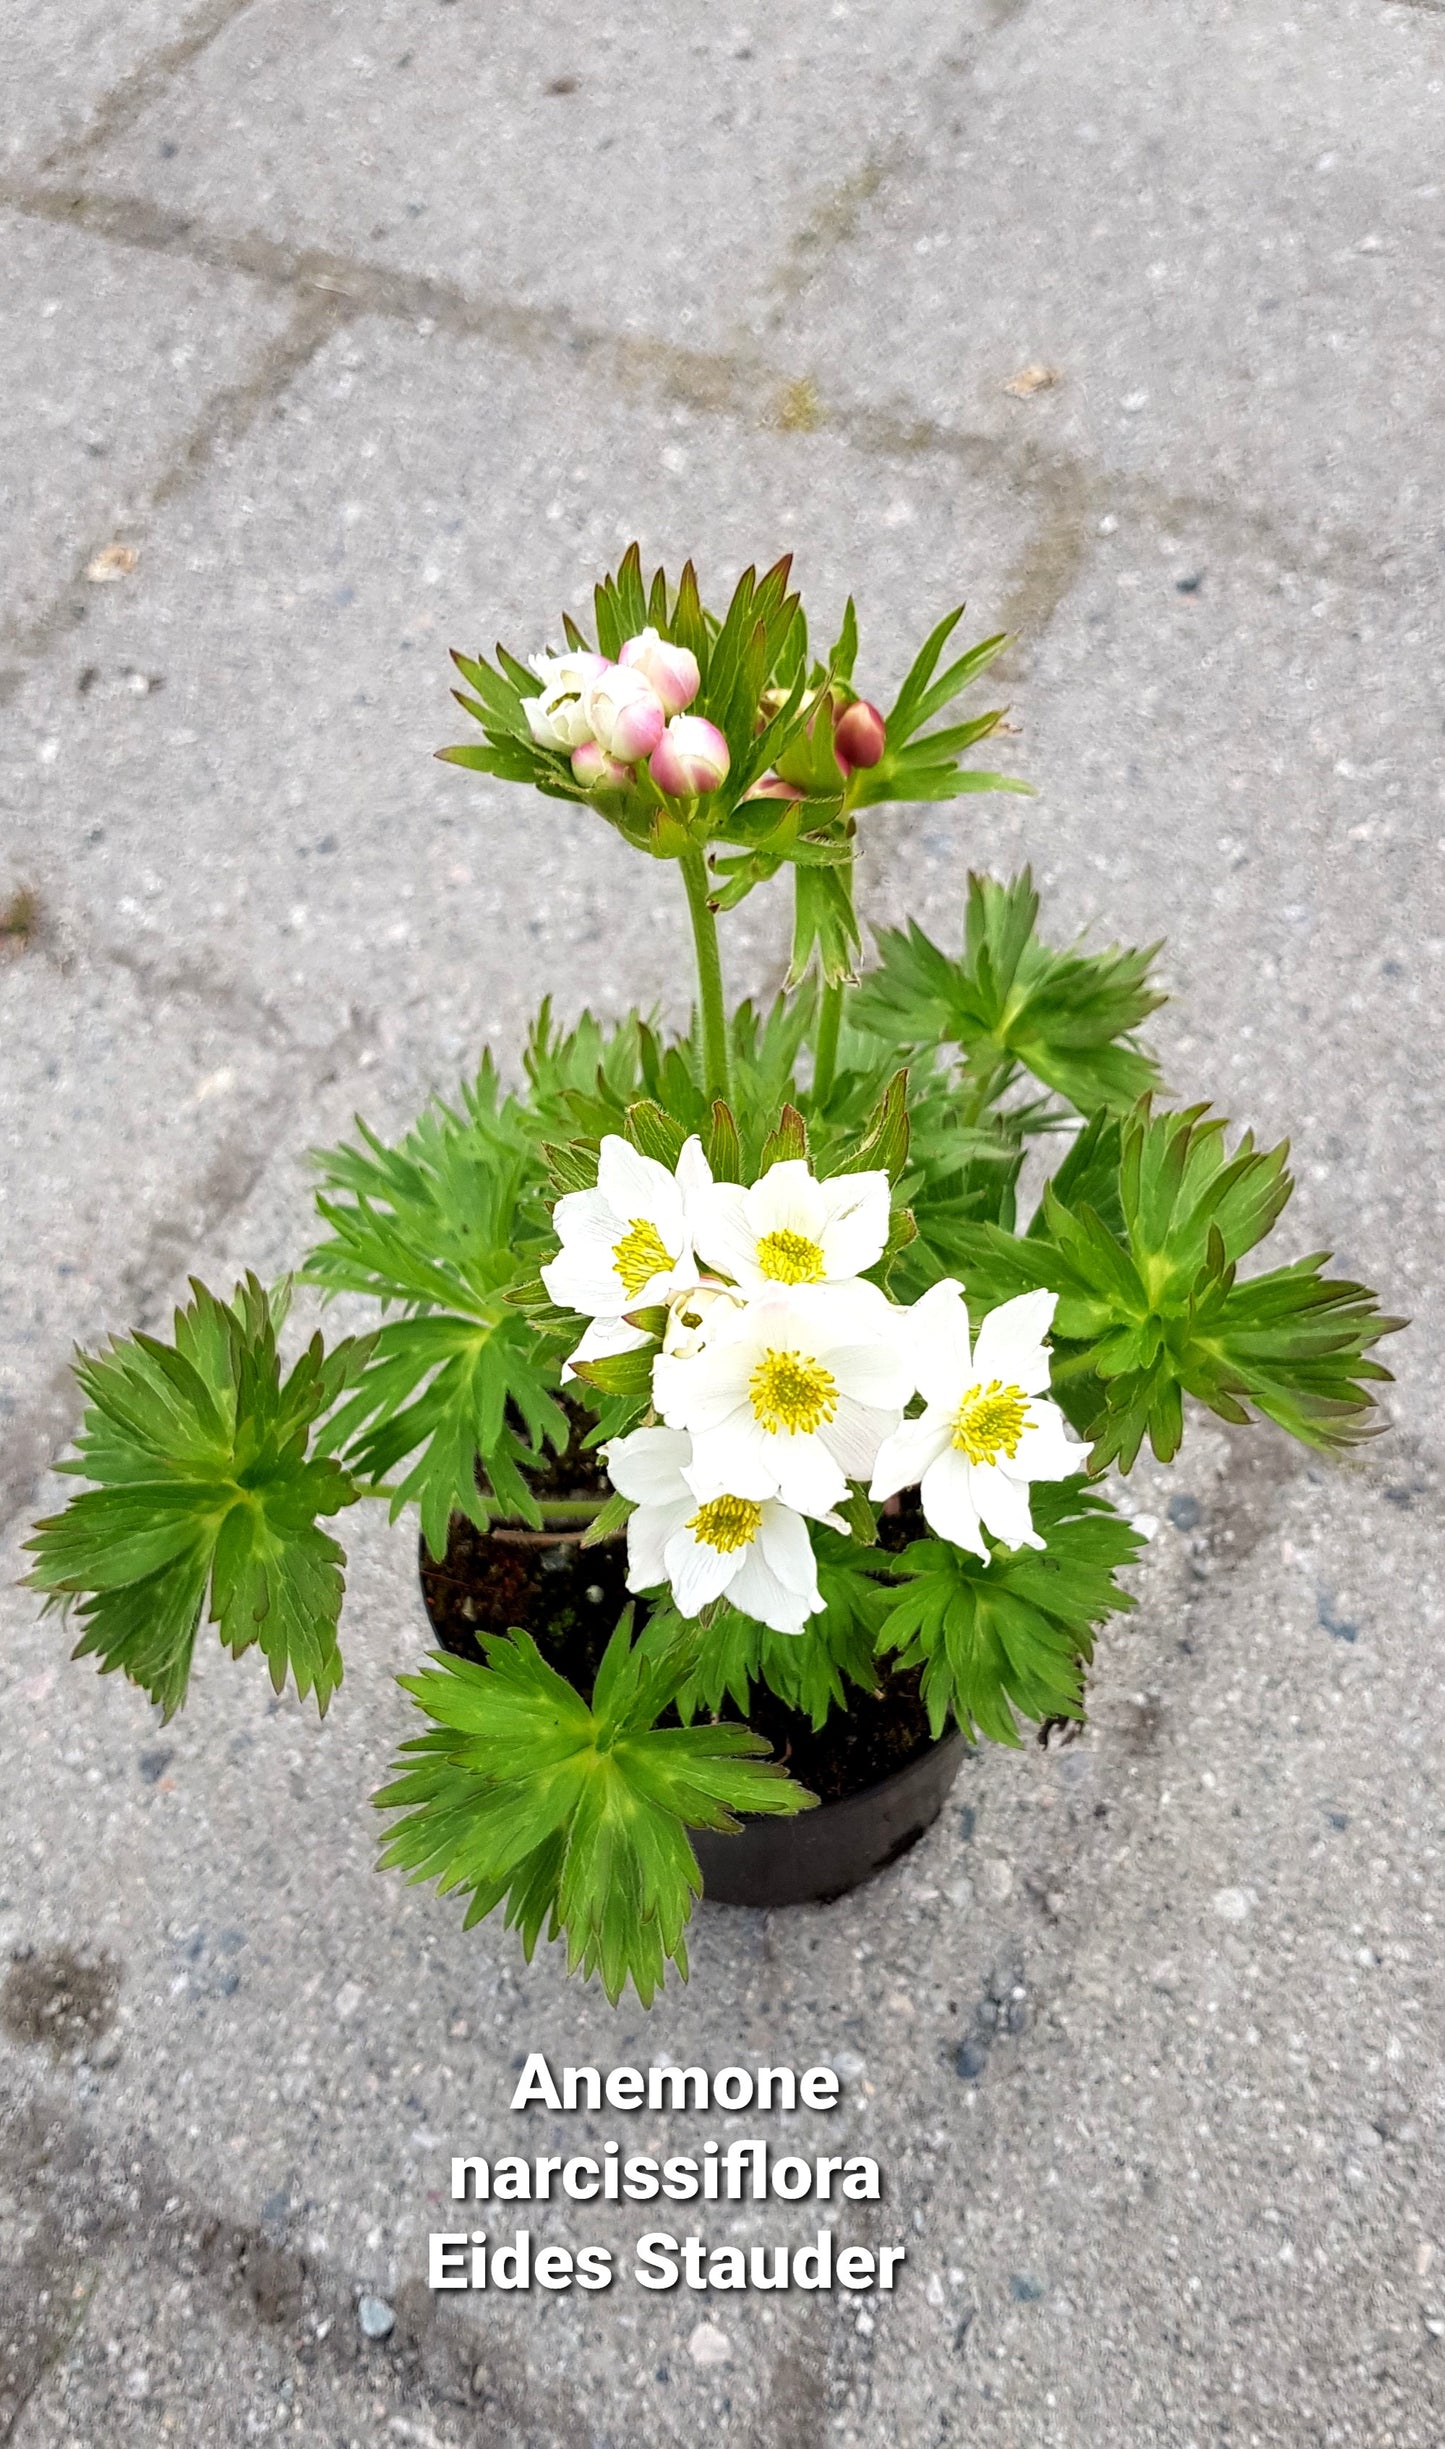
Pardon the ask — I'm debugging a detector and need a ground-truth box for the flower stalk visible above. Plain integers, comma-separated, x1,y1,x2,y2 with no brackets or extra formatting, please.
679,841,731,1103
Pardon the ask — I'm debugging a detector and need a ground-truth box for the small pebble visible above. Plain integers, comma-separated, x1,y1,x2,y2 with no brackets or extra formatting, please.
1009,2273,1046,2303
980,1857,1013,1903
687,2321,731,2367
357,2295,395,2341
1212,1887,1252,1923
334,1981,363,2020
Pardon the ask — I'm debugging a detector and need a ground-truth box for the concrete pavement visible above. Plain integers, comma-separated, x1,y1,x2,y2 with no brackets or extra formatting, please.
2,3,1444,2442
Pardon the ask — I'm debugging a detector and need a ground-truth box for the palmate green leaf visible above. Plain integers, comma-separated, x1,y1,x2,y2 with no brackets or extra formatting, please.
878,1479,1143,1744
303,1061,569,1546
853,870,1165,1116
25,1276,370,1719
639,1528,896,1730
945,1101,1402,1468
375,1616,812,2006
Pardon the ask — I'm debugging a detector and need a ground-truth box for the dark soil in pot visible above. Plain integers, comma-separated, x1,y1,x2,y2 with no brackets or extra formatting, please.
416,1404,966,1903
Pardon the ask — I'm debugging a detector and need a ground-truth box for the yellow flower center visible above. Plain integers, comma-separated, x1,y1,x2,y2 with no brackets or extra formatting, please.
687,1494,764,1554
611,1217,674,1298
754,1227,826,1285
749,1347,838,1437
950,1379,1029,1465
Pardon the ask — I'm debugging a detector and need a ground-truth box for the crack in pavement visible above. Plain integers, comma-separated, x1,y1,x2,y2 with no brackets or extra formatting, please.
35,0,263,178
0,2077,579,2446
0,176,1397,658
0,283,351,670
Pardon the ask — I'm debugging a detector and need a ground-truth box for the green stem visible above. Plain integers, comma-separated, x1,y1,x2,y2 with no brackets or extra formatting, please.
679,845,731,1103
361,1486,602,1523
812,979,843,1108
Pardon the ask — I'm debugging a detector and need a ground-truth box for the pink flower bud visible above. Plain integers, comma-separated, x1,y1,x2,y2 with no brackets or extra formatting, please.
649,715,731,797
571,739,632,790
833,698,887,770
583,664,666,763
741,771,804,804
619,626,700,717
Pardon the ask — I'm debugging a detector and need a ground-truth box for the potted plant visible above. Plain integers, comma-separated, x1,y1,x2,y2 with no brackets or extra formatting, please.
26,548,1399,2007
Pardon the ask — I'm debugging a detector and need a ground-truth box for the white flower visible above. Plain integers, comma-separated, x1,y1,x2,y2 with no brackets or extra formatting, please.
868,1281,1079,1556
653,1280,910,1518
542,1134,712,1377
605,1425,829,1635
690,1158,891,1295
660,1278,745,1359
522,650,609,750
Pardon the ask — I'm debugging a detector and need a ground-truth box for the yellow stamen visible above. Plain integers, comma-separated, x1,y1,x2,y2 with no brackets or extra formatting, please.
749,1347,838,1437
951,1379,1029,1464
611,1217,674,1298
755,1227,826,1285
688,1494,764,1553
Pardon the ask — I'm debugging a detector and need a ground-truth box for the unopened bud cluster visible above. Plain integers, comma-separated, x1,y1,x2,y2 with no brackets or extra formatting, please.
522,627,730,800
522,629,889,810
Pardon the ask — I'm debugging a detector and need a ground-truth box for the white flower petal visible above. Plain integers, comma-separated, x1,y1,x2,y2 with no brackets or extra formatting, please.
869,1409,952,1502
1008,1401,1080,1482
825,1335,913,1413
903,1278,974,1410
595,1136,685,1240
769,1435,849,1519
652,1341,752,1435
626,1497,692,1592
675,1134,714,1198
605,1425,691,1507
815,1168,891,1278
682,1414,781,1503
664,1522,739,1615
819,1394,900,1483
791,1275,900,1347
730,1522,820,1633
971,1461,1043,1551
754,1498,821,1597
969,1289,1058,1395
688,1181,758,1286
918,1448,989,1557
746,1159,826,1244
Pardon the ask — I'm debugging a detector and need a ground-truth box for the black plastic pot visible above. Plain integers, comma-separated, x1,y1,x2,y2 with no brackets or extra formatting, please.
417,1500,965,1914
691,1728,968,1908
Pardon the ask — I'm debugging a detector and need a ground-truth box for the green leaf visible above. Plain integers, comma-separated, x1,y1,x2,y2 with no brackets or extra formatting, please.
568,1341,658,1401
375,1616,812,2006
759,1103,810,1173
853,870,1165,1116
878,1479,1143,1743
947,1100,1402,1467
302,1063,569,1549
641,1529,896,1730
25,1276,370,1719
832,1068,910,1185
788,860,862,988
623,1099,687,1169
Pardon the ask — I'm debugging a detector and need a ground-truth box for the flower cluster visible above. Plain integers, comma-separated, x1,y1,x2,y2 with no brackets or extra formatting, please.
522,629,731,799
542,1139,1080,1635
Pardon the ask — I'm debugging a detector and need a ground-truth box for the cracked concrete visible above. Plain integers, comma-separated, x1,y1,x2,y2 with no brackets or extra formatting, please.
2,1,1443,2442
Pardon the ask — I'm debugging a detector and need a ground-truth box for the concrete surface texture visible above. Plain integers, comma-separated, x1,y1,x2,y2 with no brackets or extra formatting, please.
1,0,1442,2442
